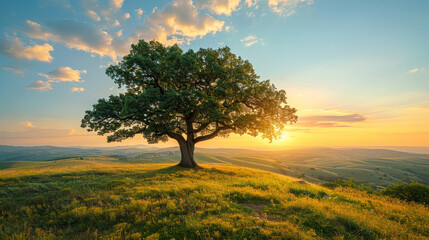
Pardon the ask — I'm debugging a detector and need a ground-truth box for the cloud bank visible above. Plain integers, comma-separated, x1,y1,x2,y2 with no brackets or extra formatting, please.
298,111,366,128
4,0,313,63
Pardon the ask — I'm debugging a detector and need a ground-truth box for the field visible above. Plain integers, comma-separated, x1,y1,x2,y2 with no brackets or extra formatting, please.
0,158,428,239
196,148,429,189
2,146,428,189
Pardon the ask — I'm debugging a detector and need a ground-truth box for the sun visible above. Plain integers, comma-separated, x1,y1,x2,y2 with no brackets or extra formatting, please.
277,131,291,142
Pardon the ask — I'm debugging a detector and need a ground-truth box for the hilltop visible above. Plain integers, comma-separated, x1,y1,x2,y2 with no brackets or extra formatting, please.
0,160,428,239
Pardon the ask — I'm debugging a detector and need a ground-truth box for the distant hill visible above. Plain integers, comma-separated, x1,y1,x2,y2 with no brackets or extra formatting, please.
0,145,163,162
1,145,428,188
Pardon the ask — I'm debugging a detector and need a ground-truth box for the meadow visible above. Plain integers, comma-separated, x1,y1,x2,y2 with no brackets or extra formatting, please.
2,146,428,189
1,157,428,239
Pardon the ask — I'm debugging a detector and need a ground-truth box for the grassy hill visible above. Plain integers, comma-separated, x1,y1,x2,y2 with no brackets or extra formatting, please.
195,148,429,189
2,146,428,189
1,159,428,239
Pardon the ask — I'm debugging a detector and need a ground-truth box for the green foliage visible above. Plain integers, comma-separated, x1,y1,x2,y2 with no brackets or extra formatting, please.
81,40,297,166
1,163,428,239
323,178,375,193
382,181,429,205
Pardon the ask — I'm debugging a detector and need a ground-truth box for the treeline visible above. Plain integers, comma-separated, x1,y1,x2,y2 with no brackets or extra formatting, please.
323,178,429,205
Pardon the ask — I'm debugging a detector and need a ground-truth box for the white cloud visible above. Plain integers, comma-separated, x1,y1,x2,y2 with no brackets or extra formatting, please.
242,35,256,41
71,87,85,92
124,13,131,19
268,0,313,15
39,67,86,82
0,37,53,62
21,121,35,128
195,0,241,16
408,68,419,73
27,80,52,91
241,34,258,47
87,10,101,21
244,40,257,47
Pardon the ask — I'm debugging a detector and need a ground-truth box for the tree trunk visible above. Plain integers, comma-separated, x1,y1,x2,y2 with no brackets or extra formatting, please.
177,140,198,168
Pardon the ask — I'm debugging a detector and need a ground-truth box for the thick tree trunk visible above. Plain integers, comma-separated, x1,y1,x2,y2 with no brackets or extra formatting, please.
177,140,198,168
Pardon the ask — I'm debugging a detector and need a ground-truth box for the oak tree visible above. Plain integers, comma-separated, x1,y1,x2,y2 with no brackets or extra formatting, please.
81,40,297,168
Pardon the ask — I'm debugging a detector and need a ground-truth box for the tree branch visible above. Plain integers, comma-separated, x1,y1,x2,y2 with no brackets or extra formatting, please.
166,131,186,143
194,125,231,143
194,122,211,133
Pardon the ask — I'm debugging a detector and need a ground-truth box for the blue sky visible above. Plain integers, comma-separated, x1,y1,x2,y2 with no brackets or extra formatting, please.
0,0,428,147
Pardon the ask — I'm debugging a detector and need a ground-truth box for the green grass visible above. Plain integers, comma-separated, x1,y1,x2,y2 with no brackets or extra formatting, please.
0,160,428,239
3,147,429,188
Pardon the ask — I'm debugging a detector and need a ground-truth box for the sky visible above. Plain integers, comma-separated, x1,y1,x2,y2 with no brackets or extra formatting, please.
0,0,428,149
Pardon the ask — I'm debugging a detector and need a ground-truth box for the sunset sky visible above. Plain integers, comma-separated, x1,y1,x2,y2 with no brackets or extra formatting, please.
0,0,428,148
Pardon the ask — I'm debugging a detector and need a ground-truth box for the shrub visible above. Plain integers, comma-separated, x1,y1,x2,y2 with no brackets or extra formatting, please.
322,178,375,193
382,181,429,205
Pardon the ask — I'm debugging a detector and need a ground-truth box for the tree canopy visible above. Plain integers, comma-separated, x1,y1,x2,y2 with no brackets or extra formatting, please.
81,40,297,167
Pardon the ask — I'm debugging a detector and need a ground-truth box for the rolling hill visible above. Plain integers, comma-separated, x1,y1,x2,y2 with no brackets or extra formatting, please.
1,145,428,189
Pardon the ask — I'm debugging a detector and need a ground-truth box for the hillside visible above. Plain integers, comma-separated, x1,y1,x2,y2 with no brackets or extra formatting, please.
196,148,429,189
1,160,428,239
2,146,428,189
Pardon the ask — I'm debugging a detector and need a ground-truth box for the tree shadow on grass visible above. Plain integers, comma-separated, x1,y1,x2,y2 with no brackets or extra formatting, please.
128,164,238,180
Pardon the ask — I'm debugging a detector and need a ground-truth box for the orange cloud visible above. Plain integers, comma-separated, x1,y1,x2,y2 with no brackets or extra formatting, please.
87,10,101,21
408,68,424,74
245,0,257,7
0,37,53,62
71,87,85,92
110,0,124,9
39,67,86,82
137,0,225,45
195,0,241,16
294,109,367,128
135,8,143,16
20,121,35,128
